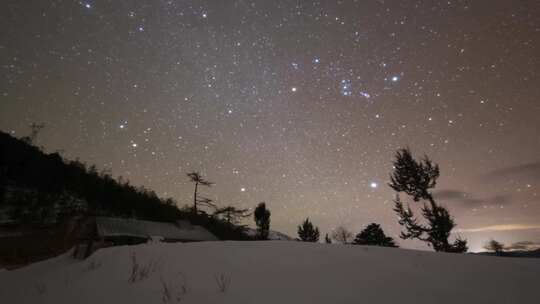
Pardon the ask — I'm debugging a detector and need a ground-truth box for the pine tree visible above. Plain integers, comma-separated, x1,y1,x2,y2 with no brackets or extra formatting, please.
389,148,467,252
353,223,397,247
254,202,271,240
297,218,320,242
186,172,214,215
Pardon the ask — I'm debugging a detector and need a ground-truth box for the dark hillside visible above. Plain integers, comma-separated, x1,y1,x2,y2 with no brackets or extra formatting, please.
0,131,181,223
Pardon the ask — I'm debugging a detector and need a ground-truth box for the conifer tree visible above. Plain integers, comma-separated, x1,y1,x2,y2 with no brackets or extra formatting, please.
389,148,467,252
297,218,320,242
254,202,271,240
186,172,214,215
353,223,397,247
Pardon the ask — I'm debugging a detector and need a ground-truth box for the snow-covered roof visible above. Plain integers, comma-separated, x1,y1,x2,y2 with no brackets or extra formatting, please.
95,217,217,241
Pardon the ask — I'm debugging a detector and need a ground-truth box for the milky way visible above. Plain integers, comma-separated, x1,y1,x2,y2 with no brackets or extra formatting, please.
1,0,539,251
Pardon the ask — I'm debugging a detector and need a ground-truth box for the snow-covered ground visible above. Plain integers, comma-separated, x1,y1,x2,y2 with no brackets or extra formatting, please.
244,228,294,240
1,241,539,304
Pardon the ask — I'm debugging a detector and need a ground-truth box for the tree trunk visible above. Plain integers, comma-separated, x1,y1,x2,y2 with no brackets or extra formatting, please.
193,182,198,215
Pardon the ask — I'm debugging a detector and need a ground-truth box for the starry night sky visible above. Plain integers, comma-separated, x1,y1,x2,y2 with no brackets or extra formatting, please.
1,0,540,251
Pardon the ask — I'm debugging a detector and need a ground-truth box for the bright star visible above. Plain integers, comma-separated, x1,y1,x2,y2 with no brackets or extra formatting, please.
370,182,378,189
291,87,297,92
240,187,246,192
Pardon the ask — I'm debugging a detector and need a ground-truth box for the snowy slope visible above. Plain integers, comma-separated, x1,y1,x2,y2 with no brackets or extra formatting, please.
244,228,294,240
1,241,539,304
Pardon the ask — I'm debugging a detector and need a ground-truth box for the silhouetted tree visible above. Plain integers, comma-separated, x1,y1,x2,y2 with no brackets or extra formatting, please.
20,123,45,145
324,233,332,244
484,239,505,255
297,218,320,242
331,226,353,244
186,172,214,215
353,223,397,247
254,202,271,240
389,148,467,252
213,206,250,225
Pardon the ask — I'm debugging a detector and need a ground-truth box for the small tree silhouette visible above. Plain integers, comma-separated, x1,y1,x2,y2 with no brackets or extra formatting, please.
213,206,250,225
186,172,214,215
324,233,332,244
21,123,45,145
484,239,505,255
254,202,271,240
297,218,320,242
353,223,397,247
331,226,353,244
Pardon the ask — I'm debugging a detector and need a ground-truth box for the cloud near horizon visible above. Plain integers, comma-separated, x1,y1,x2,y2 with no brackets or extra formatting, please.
485,162,540,181
433,189,510,206
455,224,540,233
505,241,540,251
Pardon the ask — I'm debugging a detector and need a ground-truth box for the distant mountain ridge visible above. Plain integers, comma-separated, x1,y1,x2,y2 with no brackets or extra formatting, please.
474,249,540,258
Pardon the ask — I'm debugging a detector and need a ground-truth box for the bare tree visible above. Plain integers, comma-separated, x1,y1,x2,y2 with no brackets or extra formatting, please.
186,172,214,214
484,239,505,255
331,226,353,244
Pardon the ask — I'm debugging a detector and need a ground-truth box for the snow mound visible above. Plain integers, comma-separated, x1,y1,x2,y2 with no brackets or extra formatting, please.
244,228,294,240
1,241,539,304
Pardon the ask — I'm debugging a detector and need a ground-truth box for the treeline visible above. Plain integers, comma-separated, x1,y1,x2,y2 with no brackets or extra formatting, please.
0,129,470,252
0,131,251,240
0,131,181,223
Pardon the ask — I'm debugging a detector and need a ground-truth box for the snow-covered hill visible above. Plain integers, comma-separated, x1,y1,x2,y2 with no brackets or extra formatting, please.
244,228,294,240
1,241,539,304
